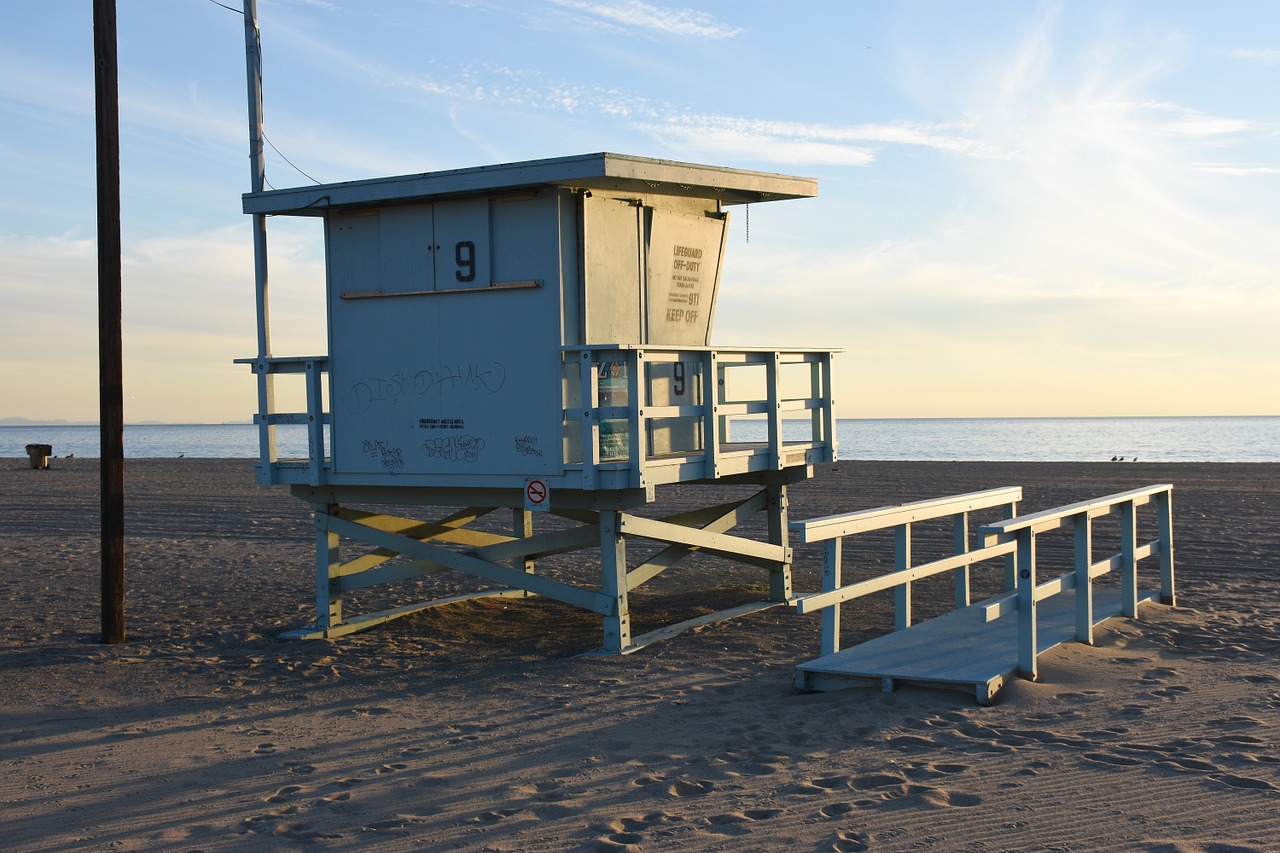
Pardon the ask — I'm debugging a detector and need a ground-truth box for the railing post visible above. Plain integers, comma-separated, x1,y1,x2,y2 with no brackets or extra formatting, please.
953,511,970,609
820,537,842,656
1017,529,1038,680
1002,499,1018,591
702,350,720,479
628,349,644,488
894,522,912,630
1120,499,1139,618
1157,489,1176,606
1073,511,1094,644
253,359,278,485
766,351,783,470
579,351,599,490
304,358,325,486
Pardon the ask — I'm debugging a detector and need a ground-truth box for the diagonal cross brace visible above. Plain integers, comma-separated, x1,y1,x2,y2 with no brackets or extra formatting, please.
321,511,614,615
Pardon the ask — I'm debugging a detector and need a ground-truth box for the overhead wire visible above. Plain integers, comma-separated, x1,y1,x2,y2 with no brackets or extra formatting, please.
209,0,324,187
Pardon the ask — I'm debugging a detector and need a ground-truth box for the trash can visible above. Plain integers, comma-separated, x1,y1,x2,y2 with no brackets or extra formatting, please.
25,444,52,470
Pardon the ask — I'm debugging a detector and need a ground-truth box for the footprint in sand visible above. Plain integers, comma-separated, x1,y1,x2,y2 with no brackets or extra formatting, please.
270,821,342,841
857,784,983,810
813,774,855,790
363,814,426,832
666,778,715,798
264,784,303,803
1158,756,1220,774
819,802,856,818
1149,685,1192,698
706,813,753,837
1210,773,1278,792
830,828,870,851
593,813,671,847
1081,752,1145,768
849,772,907,790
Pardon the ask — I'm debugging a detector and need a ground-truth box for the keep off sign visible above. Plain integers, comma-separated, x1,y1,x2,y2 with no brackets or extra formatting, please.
524,477,550,512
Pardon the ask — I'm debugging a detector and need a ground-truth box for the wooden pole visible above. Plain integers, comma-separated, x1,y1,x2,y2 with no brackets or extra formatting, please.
243,0,277,466
95,0,125,644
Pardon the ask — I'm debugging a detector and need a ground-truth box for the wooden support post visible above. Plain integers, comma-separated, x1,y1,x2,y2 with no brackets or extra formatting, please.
315,507,342,629
600,510,630,653
894,522,912,630
95,0,126,645
952,511,970,609
1157,489,1176,606
1073,512,1094,644
766,483,791,601
512,507,534,580
1017,530,1038,680
1119,500,1139,619
820,538,842,656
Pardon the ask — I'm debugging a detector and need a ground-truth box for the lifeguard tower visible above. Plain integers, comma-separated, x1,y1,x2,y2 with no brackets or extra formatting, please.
239,152,838,652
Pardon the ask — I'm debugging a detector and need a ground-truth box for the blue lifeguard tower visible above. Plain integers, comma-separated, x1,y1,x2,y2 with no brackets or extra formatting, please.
239,152,837,652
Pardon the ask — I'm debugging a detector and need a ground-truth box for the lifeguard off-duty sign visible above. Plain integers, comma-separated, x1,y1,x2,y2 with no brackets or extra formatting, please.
524,478,550,512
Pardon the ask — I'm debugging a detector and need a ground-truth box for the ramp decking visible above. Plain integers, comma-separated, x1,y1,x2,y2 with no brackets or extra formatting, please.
796,587,1160,705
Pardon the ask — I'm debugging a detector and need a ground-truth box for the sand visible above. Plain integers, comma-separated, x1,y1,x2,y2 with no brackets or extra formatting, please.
1,458,1277,852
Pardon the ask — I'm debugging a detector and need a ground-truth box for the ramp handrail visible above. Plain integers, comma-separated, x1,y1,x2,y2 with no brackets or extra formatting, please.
790,487,1023,656
978,484,1175,680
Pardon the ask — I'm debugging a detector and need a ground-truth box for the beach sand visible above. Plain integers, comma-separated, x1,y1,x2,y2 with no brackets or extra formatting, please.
1,458,1277,851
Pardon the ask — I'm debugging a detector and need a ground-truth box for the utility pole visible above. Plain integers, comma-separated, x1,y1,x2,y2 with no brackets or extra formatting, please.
244,0,277,466
95,0,125,644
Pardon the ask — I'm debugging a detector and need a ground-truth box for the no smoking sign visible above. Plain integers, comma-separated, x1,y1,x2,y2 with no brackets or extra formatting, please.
524,477,550,512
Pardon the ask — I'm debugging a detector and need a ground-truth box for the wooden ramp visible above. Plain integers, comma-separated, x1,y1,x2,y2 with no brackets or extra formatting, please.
796,587,1160,705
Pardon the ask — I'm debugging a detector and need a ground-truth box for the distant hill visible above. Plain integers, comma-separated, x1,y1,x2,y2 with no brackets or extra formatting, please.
1,418,254,426
0,417,95,426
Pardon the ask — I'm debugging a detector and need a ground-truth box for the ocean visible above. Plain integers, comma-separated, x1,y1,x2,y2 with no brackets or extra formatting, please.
2,417,1276,462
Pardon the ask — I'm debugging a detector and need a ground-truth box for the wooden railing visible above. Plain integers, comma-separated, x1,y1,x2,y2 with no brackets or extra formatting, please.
790,484,1176,682
564,345,837,490
233,355,331,486
978,484,1175,679
790,487,1024,656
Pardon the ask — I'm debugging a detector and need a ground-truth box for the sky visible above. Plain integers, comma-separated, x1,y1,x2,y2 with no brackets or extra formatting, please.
2,0,1278,423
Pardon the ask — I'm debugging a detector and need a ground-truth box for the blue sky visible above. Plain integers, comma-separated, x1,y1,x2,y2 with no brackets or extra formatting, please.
2,0,1277,422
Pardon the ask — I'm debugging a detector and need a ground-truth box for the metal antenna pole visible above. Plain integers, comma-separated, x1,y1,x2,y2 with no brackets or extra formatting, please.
94,0,125,644
243,0,276,465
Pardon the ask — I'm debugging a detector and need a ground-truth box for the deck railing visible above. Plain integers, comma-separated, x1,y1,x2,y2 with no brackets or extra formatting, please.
978,484,1175,679
238,346,837,489
790,488,1024,656
564,345,838,490
234,355,331,486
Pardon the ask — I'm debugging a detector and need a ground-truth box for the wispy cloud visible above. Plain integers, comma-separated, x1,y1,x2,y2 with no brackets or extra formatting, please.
1192,162,1280,176
1139,102,1255,138
1229,47,1280,66
639,114,1008,165
547,0,741,39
